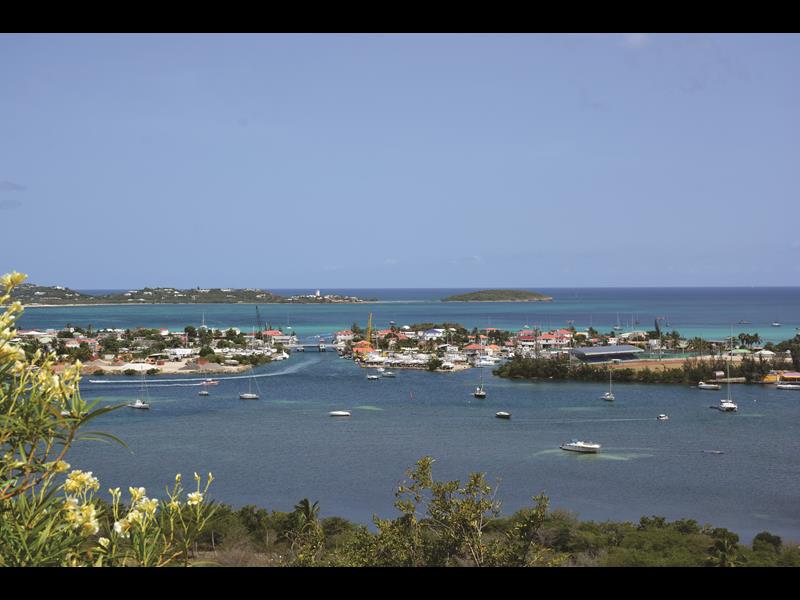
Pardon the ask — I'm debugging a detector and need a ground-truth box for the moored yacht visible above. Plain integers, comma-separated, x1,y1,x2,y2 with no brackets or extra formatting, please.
495,411,511,419
657,414,669,421
329,410,351,417
128,399,150,410
560,440,601,453
698,381,721,390
776,383,800,390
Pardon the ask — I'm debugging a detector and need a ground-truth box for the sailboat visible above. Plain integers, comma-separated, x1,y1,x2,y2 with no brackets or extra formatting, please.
240,317,262,400
613,313,622,331
473,367,487,399
717,332,737,412
601,366,615,401
128,368,151,409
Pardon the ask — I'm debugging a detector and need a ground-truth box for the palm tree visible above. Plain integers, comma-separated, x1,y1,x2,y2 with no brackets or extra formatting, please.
292,498,320,530
706,532,742,567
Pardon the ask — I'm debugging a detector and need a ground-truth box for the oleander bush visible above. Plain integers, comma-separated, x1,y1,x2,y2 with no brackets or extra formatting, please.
0,271,216,566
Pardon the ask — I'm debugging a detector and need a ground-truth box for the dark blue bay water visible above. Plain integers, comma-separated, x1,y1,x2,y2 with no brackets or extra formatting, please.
17,288,800,541
69,352,800,543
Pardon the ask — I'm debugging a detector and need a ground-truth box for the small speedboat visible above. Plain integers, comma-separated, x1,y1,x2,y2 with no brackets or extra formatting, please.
329,410,351,417
367,375,380,381
198,390,209,396
239,393,259,400
698,381,721,390
776,383,800,390
657,414,669,421
560,440,601,453
376,367,385,373
201,379,220,386
382,371,396,378
495,411,511,419
128,399,150,410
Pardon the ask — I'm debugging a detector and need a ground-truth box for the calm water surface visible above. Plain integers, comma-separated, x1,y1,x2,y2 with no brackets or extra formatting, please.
70,352,800,543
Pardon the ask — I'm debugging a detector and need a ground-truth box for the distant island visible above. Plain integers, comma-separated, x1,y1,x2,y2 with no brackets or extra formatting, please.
12,284,374,306
441,289,553,302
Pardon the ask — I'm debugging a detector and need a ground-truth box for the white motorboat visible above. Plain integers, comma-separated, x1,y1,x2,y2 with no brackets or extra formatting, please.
495,411,511,419
367,375,380,380
376,367,385,373
329,410,351,417
697,381,721,390
776,383,800,390
560,440,601,453
382,371,396,378
772,322,781,327
198,390,209,396
127,399,150,410
657,414,669,421
239,392,259,400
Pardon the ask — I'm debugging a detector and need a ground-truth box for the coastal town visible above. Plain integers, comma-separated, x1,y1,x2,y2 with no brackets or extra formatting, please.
12,314,800,385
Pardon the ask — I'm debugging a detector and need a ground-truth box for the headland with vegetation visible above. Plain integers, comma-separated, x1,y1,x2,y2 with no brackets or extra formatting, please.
441,289,553,302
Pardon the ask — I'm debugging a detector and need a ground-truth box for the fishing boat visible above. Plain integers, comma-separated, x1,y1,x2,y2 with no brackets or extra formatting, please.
329,410,351,417
495,411,511,419
560,440,601,453
697,381,721,390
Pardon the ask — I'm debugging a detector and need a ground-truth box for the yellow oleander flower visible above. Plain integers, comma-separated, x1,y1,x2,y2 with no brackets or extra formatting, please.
137,497,159,516
113,519,131,538
129,486,146,503
64,470,100,494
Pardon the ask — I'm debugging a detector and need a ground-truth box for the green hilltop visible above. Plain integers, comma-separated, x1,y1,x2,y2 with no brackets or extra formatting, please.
441,289,553,302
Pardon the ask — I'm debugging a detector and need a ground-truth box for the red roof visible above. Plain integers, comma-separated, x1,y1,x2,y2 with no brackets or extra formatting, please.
263,330,283,336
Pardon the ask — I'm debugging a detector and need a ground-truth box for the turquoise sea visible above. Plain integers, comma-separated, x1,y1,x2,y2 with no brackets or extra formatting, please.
17,288,800,542
18,287,800,343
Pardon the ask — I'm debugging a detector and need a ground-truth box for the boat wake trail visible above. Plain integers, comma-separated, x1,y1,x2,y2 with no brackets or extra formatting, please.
88,358,321,385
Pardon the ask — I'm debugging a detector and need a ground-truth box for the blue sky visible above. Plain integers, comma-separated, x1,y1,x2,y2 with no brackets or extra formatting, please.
2,33,799,288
